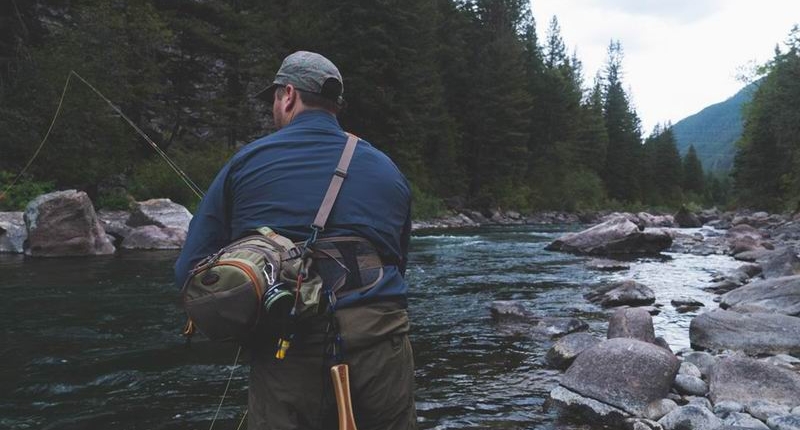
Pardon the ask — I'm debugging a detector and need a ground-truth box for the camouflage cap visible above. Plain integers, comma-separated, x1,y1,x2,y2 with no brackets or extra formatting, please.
254,51,344,106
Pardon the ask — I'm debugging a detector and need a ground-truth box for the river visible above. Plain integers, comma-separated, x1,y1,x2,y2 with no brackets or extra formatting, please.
0,225,743,429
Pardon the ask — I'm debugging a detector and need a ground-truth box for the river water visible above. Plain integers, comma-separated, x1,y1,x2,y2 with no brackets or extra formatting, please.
1,225,743,430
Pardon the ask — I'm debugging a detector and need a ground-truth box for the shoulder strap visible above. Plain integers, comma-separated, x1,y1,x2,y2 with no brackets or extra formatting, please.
312,133,359,230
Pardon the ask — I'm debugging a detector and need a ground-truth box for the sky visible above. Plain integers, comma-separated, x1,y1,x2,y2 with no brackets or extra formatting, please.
530,0,800,135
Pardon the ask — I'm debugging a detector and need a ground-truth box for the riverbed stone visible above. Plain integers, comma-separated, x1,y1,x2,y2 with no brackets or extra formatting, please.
682,351,717,379
626,418,666,430
120,225,186,250
489,301,533,320
587,258,631,271
531,316,588,338
674,207,702,228
127,198,192,231
674,374,708,396
714,400,745,416
757,248,800,279
766,415,800,430
679,362,702,378
545,216,673,256
720,275,800,316
607,307,656,343
561,338,680,416
722,412,769,429
586,279,656,308
0,211,25,253
709,356,800,408
23,190,115,257
97,209,133,245
545,332,601,370
746,401,791,421
658,404,723,430
645,399,680,421
686,396,713,411
548,385,631,424
689,310,800,355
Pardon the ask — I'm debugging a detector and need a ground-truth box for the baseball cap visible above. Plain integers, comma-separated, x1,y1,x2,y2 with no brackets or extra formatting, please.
254,51,344,106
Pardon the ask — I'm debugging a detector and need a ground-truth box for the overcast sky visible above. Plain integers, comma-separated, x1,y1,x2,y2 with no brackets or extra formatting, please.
530,0,800,135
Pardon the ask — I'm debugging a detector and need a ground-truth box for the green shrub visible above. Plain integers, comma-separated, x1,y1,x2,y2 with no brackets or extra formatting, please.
410,183,446,219
0,171,55,211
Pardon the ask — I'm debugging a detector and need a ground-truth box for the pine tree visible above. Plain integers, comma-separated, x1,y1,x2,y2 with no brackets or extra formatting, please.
682,145,705,195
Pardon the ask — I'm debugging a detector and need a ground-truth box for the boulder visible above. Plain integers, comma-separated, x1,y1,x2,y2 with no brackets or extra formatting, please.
637,212,677,228
689,310,800,355
682,351,717,379
758,248,800,279
0,211,26,253
127,198,192,231
674,207,702,228
531,317,588,338
645,399,680,421
657,405,723,430
120,225,186,250
679,362,702,378
23,190,115,257
547,385,630,424
709,356,800,408
714,400,744,416
766,415,800,430
560,338,680,416
489,301,533,320
745,400,791,421
97,209,133,245
586,280,656,308
607,307,656,344
673,374,708,396
545,332,601,370
545,217,672,256
625,418,665,430
722,412,769,429
720,275,800,316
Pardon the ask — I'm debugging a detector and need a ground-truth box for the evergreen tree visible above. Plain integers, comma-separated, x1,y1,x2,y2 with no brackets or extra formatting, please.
682,144,705,195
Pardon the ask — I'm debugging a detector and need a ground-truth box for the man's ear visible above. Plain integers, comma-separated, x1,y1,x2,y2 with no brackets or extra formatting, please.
283,84,298,111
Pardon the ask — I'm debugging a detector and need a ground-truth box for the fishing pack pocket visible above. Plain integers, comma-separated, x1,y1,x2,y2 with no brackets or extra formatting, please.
180,227,324,344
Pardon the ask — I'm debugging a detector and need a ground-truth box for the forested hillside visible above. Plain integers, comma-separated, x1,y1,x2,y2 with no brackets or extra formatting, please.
1,1,784,215
673,83,757,173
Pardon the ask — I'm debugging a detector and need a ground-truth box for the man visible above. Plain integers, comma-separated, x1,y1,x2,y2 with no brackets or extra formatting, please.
175,51,416,430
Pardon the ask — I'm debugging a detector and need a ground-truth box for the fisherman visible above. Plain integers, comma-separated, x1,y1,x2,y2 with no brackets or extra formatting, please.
175,51,416,430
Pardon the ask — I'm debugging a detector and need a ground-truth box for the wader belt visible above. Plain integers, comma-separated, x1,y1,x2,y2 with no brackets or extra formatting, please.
305,236,385,300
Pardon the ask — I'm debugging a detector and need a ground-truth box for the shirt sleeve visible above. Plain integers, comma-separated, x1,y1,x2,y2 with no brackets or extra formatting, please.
174,161,234,288
398,203,411,277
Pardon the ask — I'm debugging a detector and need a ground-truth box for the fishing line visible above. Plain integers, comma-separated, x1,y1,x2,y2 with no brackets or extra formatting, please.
1,70,205,202
209,346,242,430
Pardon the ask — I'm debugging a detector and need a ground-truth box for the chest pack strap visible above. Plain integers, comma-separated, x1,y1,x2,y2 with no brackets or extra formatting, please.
311,133,359,231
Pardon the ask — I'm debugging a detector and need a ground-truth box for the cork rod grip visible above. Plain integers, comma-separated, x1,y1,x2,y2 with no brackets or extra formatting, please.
330,364,358,430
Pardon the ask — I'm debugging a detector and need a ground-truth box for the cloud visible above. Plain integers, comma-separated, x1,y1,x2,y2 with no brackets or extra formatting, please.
596,0,724,24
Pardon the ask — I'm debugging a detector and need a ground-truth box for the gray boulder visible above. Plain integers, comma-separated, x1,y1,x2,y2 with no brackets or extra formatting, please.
673,374,708,396
97,210,133,245
674,207,702,228
645,399,680,421
120,225,186,250
658,404,723,430
709,356,800,408
682,351,717,379
545,332,601,370
758,248,800,278
714,400,744,416
547,385,630,424
722,412,769,429
0,211,26,253
561,338,680,416
720,275,800,316
531,317,588,338
766,415,800,430
24,190,115,257
490,301,533,320
745,400,791,421
689,310,800,355
679,361,703,378
127,198,192,231
607,307,656,344
545,217,672,256
586,280,656,308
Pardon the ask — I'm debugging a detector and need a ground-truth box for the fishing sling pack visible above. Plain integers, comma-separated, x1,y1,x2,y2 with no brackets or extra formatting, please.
180,133,362,345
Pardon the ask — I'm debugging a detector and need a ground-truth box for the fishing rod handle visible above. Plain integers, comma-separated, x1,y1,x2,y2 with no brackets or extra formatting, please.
330,364,358,430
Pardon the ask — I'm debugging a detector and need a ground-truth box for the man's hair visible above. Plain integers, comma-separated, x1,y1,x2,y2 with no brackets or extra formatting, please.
275,86,341,115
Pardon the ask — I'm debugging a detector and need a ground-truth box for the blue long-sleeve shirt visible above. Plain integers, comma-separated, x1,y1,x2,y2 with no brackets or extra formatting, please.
175,110,411,309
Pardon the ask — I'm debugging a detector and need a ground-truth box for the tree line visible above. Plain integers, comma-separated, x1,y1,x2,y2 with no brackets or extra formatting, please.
0,0,741,216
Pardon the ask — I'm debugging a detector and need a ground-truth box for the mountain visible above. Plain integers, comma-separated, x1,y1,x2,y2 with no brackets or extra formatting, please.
672,82,758,173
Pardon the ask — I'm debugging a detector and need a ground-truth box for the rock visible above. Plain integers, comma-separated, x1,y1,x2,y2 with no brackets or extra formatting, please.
727,224,766,241
794,407,800,416
722,412,769,429
734,248,775,262
687,396,713,411
690,310,800,355
760,354,800,370
709,356,800,408
127,198,192,231
0,211,26,253
23,190,115,257
658,404,723,430
714,400,744,416
586,280,656,308
673,297,705,313
704,278,744,294
561,338,680,416
738,263,764,278
674,207,703,228
532,317,588,338
97,209,133,245
645,399,680,421
626,418,666,430
757,248,800,278
607,307,656,344
698,208,721,225
654,337,673,352
547,385,630,424
637,212,677,228
489,301,532,320
587,258,631,271
545,216,672,256
120,225,186,250
679,362,703,378
766,415,800,430
720,275,800,316
745,400,791,421
674,374,708,396
545,332,601,370
682,352,717,379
